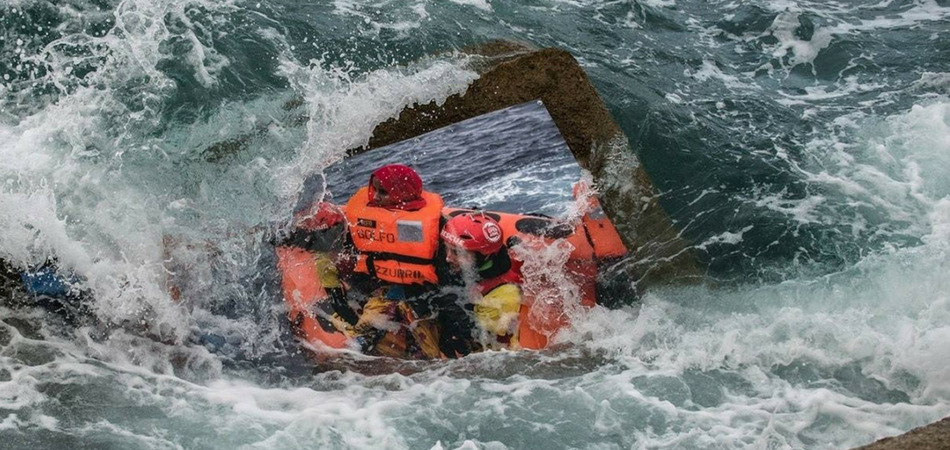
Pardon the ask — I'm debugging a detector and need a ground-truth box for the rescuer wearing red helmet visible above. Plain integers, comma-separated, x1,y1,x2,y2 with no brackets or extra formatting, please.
441,212,525,349
441,213,504,258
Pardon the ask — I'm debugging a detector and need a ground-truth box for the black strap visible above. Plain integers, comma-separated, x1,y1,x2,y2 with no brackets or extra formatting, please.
365,253,377,278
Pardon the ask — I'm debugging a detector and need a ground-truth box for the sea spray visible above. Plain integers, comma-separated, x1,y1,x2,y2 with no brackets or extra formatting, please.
1,0,950,448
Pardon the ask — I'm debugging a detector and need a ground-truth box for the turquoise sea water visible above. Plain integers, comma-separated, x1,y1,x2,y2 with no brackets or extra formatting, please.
2,1,950,448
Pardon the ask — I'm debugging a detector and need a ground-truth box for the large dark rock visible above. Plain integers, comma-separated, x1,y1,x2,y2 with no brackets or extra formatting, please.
360,41,703,290
197,40,703,290
851,417,950,450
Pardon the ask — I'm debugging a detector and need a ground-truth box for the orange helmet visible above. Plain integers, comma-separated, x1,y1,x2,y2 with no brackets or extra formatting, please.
441,213,504,255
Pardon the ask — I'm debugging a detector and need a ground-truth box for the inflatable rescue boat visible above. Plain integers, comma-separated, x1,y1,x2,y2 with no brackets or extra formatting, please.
275,186,628,359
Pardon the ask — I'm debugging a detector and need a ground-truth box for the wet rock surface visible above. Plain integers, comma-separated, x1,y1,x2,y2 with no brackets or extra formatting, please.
852,417,950,450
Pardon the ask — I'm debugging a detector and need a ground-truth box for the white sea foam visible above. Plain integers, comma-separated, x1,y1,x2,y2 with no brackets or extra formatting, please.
756,0,950,32
0,0,252,340
776,76,886,103
332,0,431,33
3,1,950,449
449,0,494,12
274,55,480,211
1,0,480,347
798,100,950,238
556,98,950,448
695,226,754,251
560,245,950,445
768,11,834,69
689,59,756,92
912,72,950,95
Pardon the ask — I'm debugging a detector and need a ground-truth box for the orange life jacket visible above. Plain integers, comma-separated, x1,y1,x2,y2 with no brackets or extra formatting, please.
345,187,444,285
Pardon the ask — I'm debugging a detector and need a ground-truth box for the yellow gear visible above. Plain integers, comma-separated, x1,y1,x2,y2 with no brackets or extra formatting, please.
474,283,523,349
398,303,442,359
314,252,341,289
354,295,398,334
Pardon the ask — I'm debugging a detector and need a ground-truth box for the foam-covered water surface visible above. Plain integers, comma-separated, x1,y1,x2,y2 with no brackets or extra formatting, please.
2,0,950,448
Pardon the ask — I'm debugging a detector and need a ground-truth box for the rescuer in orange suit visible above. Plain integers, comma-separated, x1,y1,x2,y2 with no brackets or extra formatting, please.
344,164,474,358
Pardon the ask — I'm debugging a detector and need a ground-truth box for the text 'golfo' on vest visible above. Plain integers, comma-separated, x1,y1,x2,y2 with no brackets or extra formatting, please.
344,186,444,285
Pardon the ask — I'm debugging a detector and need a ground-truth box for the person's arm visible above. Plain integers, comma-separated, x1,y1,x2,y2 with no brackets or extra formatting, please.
279,223,346,253
314,253,359,326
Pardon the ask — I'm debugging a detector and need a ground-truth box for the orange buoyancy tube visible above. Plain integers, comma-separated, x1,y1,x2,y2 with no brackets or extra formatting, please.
275,246,349,350
345,187,444,285
573,183,628,260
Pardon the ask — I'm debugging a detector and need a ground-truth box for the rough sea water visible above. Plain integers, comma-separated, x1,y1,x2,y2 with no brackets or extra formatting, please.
2,0,950,448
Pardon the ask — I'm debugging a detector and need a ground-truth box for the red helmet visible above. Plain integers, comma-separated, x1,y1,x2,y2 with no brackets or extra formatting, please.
294,201,345,231
441,213,504,255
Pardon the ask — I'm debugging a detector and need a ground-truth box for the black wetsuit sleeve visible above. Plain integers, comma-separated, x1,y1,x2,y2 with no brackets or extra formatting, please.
327,287,359,325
